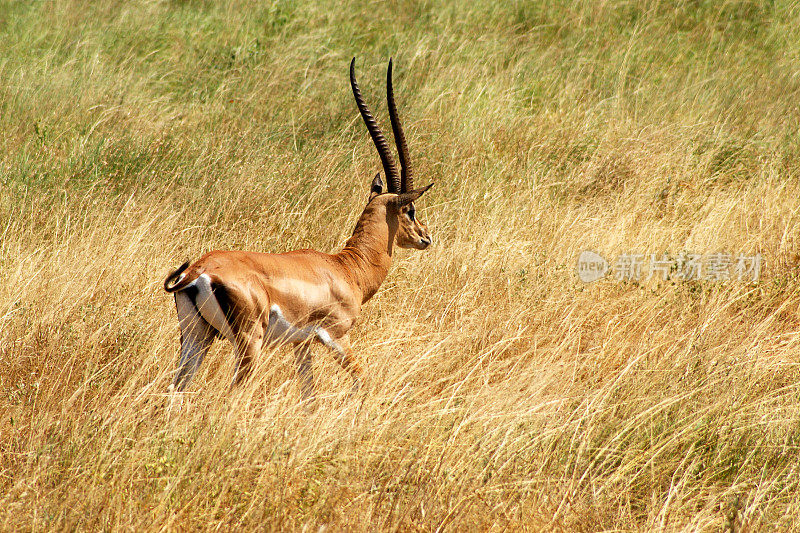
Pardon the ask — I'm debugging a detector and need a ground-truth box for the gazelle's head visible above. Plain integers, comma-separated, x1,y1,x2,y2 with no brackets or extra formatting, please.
351,57,434,250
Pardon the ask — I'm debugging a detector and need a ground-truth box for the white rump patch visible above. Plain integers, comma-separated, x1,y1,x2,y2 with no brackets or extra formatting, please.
173,291,216,390
190,274,237,345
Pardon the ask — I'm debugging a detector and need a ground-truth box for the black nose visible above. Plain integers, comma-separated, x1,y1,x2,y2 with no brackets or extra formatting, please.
420,237,431,246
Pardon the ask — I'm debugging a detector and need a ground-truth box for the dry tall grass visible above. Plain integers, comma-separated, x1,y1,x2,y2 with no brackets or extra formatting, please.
3,0,800,530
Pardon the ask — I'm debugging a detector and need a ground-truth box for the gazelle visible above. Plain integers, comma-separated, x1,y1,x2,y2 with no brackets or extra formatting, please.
163,58,433,399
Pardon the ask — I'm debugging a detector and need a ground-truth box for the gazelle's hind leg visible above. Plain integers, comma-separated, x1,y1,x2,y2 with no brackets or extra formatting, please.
231,326,264,387
189,273,254,387
192,274,237,345
172,274,264,390
172,291,217,391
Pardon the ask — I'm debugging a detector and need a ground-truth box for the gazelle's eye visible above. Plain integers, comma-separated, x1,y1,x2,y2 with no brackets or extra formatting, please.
407,206,416,221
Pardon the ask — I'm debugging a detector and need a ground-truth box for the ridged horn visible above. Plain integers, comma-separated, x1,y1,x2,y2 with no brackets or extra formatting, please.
350,57,400,193
387,58,414,193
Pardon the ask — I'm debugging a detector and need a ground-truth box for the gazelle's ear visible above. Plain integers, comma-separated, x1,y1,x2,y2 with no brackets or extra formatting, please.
393,183,433,208
369,173,384,200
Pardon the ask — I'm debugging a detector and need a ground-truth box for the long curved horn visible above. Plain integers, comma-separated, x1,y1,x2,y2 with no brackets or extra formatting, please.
350,57,400,193
387,58,414,192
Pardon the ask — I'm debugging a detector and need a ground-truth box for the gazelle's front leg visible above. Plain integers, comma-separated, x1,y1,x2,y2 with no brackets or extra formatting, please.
329,334,362,394
293,343,315,402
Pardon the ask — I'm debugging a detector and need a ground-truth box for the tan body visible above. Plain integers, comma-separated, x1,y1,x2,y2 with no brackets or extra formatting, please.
165,183,431,397
187,248,368,339
164,58,433,399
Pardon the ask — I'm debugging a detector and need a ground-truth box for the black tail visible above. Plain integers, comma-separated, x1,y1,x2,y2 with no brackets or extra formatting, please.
164,261,191,292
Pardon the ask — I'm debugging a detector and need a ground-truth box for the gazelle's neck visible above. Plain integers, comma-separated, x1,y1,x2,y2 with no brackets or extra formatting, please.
335,201,395,303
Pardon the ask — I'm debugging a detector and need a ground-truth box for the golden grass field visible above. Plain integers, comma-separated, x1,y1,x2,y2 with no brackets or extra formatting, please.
3,0,800,530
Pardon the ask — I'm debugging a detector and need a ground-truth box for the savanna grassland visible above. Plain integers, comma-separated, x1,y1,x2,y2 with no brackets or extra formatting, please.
2,0,800,530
